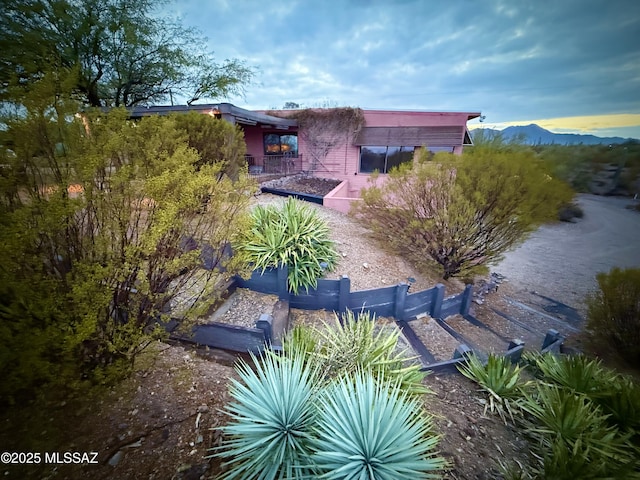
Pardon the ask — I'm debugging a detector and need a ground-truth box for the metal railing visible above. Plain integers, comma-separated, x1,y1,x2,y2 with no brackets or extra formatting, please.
246,154,303,176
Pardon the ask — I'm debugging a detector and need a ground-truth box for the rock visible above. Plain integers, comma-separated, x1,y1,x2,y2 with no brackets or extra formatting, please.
107,450,123,466
197,405,209,413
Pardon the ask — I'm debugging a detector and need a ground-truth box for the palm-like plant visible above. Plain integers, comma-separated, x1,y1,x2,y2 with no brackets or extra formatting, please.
236,197,337,293
213,350,319,480
457,353,527,423
311,371,446,479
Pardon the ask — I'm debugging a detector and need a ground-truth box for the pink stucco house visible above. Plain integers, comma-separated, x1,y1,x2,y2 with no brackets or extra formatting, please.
129,103,481,212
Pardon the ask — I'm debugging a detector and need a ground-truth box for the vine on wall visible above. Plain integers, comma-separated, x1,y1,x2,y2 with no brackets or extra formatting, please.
269,108,365,173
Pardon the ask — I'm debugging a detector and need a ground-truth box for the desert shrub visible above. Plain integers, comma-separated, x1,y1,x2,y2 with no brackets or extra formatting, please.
585,267,640,367
214,351,319,479
311,372,445,479
353,147,573,279
0,93,252,404
236,197,338,293
311,310,428,396
172,112,247,179
520,384,637,479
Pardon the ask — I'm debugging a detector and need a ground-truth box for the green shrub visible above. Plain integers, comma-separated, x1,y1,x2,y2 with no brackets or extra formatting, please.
236,197,338,293
520,384,637,479
354,147,573,279
585,267,640,367
525,352,611,396
312,310,428,396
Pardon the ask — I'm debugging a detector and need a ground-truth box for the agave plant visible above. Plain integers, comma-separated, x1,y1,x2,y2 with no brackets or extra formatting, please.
311,371,446,479
314,310,429,396
212,351,319,480
457,353,527,423
236,197,338,293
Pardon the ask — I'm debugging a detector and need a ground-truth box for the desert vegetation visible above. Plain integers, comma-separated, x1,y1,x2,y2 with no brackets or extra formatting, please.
0,90,255,404
353,146,573,279
584,267,640,368
213,311,445,479
460,352,640,479
235,197,338,293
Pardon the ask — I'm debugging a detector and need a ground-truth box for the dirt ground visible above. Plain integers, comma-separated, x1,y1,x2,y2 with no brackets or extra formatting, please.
2,190,634,480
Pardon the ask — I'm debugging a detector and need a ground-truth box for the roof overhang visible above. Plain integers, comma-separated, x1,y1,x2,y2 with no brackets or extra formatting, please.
127,103,297,130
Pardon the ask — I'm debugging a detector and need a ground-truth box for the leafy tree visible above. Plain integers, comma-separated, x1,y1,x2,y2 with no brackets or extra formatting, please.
0,80,253,404
354,147,573,279
0,0,253,107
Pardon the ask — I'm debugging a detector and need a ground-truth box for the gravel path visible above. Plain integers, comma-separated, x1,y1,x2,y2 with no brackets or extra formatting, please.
494,194,640,315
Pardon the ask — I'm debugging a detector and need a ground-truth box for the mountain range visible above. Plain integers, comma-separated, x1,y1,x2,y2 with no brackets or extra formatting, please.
471,124,637,145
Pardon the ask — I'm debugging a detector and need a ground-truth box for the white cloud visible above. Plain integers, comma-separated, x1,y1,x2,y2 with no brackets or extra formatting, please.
171,0,640,137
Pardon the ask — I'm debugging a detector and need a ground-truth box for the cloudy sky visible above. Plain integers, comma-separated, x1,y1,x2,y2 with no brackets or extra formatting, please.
173,0,640,138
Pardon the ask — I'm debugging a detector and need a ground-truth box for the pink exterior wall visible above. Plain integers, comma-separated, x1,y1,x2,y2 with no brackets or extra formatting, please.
250,108,479,213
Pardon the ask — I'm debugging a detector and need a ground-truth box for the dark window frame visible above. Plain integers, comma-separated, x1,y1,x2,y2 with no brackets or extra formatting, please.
263,133,298,156
359,145,415,173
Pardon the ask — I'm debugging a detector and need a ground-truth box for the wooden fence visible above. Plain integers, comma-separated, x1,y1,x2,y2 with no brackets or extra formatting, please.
234,265,473,320
170,264,568,374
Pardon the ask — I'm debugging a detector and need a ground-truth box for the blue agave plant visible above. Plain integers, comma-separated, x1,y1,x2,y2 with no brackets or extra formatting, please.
213,351,319,480
311,371,445,479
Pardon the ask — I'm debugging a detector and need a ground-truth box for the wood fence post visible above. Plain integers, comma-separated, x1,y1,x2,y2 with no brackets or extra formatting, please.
460,284,473,315
394,283,409,320
339,275,350,313
431,284,445,318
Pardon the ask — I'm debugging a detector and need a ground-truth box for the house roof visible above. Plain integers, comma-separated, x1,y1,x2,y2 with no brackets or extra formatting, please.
127,103,297,130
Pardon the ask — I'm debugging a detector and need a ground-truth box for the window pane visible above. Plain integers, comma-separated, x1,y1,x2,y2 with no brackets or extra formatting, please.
264,134,281,154
280,135,298,156
360,146,386,173
387,146,415,172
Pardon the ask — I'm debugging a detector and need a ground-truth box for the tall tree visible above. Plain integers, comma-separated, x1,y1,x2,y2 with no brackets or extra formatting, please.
0,0,253,107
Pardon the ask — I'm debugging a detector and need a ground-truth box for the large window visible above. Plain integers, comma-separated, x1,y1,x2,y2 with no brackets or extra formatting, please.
264,133,298,156
359,146,415,173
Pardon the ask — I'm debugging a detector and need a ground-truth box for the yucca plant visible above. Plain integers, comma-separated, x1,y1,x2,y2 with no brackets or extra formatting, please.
520,383,637,478
314,310,429,396
457,353,527,423
311,371,446,479
525,352,611,396
236,197,338,293
593,374,640,436
212,351,319,480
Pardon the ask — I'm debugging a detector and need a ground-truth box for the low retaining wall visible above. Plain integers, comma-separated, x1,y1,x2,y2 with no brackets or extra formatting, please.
234,265,473,320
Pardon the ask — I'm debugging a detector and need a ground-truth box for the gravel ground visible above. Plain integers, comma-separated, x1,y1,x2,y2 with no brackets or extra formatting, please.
495,194,640,315
249,192,463,293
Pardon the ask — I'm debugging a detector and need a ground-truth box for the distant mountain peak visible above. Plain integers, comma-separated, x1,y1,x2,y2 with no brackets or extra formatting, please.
472,124,635,145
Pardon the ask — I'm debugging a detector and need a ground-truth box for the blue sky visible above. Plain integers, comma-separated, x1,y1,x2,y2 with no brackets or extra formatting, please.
172,0,640,138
